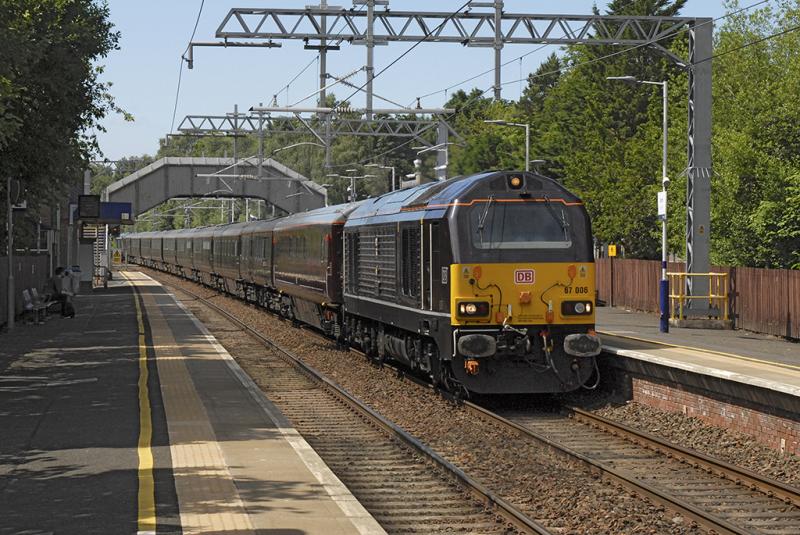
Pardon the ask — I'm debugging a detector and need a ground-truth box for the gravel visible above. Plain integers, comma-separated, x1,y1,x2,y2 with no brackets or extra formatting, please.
146,269,702,534
589,400,800,488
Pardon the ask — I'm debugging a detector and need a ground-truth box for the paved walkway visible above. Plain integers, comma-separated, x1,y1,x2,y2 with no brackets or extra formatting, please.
0,272,383,535
0,283,173,534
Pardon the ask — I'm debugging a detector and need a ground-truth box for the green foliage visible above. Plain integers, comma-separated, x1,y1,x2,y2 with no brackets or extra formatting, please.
0,0,121,248
709,0,800,268
0,1,122,188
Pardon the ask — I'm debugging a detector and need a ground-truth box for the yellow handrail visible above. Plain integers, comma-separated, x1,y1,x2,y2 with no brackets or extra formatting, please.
666,272,729,321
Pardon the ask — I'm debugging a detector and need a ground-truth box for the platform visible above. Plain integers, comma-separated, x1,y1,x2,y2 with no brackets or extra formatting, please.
0,272,383,535
596,307,800,398
596,307,800,455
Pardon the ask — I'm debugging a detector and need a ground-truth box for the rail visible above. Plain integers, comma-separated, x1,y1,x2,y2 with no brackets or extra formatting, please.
143,268,800,534
569,408,800,509
169,281,552,535
667,271,729,320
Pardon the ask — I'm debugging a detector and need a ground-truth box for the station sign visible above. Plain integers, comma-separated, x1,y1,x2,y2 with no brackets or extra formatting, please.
73,201,134,224
657,191,667,220
78,195,101,219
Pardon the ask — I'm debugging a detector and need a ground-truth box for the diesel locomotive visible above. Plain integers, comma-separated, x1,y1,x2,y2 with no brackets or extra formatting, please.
123,170,601,395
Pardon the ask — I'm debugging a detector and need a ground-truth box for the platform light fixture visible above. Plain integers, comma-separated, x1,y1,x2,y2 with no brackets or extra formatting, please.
484,119,530,172
607,75,670,333
366,163,396,191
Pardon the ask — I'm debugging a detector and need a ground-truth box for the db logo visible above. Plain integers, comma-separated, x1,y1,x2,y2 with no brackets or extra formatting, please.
514,269,535,284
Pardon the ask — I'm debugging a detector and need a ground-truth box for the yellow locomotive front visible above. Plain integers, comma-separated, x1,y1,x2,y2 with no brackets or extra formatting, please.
447,173,601,394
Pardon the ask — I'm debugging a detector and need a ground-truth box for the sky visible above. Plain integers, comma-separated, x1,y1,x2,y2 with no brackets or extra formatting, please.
96,0,728,161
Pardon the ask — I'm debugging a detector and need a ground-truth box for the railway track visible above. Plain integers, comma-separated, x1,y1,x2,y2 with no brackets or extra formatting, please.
147,269,800,534
169,282,549,535
478,404,800,535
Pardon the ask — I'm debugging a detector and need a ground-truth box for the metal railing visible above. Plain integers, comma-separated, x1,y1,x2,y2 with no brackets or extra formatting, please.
667,272,729,320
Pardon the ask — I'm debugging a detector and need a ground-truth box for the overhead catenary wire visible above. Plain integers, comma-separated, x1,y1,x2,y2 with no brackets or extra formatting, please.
412,43,551,105
331,0,774,169
268,3,367,107
270,54,320,105
169,0,206,135
694,20,800,65
496,0,773,89
339,0,475,106
411,0,770,107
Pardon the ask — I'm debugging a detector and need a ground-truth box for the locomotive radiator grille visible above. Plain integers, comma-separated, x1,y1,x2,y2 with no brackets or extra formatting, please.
354,226,397,299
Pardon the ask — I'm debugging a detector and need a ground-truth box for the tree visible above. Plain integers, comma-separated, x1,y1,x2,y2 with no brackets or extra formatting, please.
0,0,123,246
0,0,123,183
709,0,800,268
522,0,690,258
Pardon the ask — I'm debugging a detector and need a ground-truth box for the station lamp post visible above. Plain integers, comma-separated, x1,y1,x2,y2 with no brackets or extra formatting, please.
326,171,376,203
413,143,456,180
483,120,531,172
365,163,396,191
607,75,670,333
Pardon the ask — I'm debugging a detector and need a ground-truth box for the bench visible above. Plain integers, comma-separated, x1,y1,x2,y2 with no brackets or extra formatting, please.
21,289,46,324
32,288,59,315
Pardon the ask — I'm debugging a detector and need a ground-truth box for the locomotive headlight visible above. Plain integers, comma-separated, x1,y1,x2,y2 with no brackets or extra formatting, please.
457,301,490,318
509,176,522,189
561,301,594,316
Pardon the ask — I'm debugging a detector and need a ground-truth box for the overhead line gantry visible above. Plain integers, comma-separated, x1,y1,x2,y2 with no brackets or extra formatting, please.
191,1,714,313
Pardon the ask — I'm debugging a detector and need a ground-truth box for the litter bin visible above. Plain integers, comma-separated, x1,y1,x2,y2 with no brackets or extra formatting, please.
69,266,81,295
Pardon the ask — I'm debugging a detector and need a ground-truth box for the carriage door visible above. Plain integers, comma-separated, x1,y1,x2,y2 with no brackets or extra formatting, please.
429,221,443,312
420,220,441,311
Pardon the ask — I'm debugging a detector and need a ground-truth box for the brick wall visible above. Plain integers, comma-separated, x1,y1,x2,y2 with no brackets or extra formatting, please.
631,377,800,456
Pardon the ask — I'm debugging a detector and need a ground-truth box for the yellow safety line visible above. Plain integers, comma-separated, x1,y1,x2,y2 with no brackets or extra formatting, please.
125,272,157,533
598,330,800,373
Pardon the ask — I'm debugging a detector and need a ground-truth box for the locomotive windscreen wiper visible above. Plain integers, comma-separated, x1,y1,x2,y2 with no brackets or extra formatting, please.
476,195,495,246
543,195,570,240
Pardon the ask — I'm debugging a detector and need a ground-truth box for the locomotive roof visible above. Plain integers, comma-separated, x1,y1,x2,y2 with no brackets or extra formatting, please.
347,170,581,221
273,201,364,230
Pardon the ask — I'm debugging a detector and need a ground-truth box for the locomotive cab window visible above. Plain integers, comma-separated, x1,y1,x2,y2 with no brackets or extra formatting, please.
470,201,572,250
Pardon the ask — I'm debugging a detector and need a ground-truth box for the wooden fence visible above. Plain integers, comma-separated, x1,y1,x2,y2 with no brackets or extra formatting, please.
0,255,51,326
596,258,800,339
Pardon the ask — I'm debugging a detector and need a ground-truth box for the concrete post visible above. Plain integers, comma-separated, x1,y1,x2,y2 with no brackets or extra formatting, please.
6,175,14,330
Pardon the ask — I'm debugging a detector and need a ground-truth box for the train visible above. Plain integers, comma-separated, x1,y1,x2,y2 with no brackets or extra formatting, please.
122,170,601,395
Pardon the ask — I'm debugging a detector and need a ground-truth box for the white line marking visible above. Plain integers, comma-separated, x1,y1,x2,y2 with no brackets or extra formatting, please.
142,272,386,535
